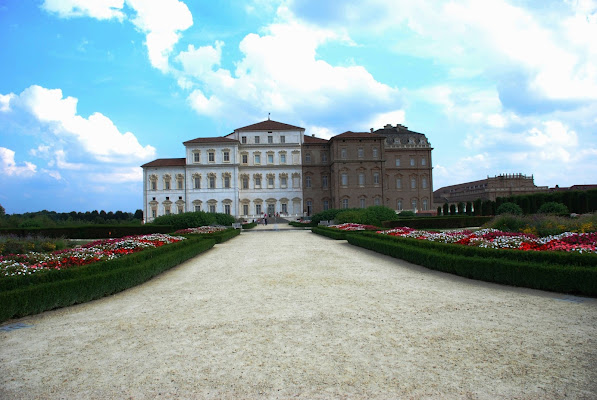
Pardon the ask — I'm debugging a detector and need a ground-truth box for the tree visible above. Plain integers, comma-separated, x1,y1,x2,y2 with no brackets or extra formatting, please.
0,203,5,217
537,202,569,216
496,202,523,215
457,202,465,214
465,201,473,215
443,203,449,216
134,209,144,220
449,204,456,215
437,206,442,216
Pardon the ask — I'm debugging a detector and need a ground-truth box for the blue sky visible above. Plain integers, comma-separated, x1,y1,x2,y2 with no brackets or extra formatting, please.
1,0,596,213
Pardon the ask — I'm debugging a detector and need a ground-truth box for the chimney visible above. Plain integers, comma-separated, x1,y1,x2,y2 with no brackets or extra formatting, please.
370,128,373,133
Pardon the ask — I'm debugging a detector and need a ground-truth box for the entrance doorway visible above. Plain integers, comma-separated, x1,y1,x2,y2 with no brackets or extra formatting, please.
267,204,275,216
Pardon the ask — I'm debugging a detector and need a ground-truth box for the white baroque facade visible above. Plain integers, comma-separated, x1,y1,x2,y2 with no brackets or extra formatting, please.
142,120,305,222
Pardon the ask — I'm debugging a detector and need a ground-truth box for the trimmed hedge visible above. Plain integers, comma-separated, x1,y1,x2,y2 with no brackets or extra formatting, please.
382,216,493,229
311,226,350,240
289,221,317,228
0,236,215,322
241,222,257,229
346,233,597,296
184,228,240,244
0,225,174,239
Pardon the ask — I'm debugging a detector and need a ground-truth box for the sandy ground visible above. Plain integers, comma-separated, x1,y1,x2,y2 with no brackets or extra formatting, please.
1,222,596,399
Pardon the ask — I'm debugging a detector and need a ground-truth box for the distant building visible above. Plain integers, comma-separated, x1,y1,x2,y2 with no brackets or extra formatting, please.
433,173,548,206
141,120,434,222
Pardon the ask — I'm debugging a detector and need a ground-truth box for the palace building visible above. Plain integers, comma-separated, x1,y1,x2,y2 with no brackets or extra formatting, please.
141,119,433,222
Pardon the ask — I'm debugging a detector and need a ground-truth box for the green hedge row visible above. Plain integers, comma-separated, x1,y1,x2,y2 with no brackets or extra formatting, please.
184,228,240,244
311,226,350,240
0,225,175,239
382,216,493,229
346,233,597,296
364,232,597,267
289,221,317,228
0,236,215,322
241,222,257,229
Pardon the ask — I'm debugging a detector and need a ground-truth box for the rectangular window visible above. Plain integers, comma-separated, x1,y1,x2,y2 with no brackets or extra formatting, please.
412,199,417,211
323,200,329,211
280,136,285,143
411,178,416,189
268,136,273,144
360,198,365,208
194,177,201,189
358,148,364,158
395,158,401,167
255,204,262,215
280,154,286,164
165,181,170,190
193,152,200,163
241,136,247,144
194,205,201,212
396,178,402,189
255,177,262,188
224,204,231,215
209,204,216,213
322,152,327,162
224,176,230,188
293,175,300,188
397,200,402,210
358,173,365,186
268,176,274,188
341,173,348,186
281,177,287,188
267,154,274,164
373,148,378,158
208,152,215,162
373,173,380,185
242,177,249,189
281,203,288,213
254,136,260,144
306,200,313,216
421,158,426,166
152,209,157,218
306,176,312,188
342,199,349,209
242,154,248,164
151,181,157,190
209,176,215,189
178,206,183,214
243,204,249,215
305,153,311,162
341,148,347,159
177,180,183,190
223,151,230,162
165,206,171,215
423,199,428,210
374,197,380,206
322,175,328,188
422,177,428,189
410,158,415,166
254,154,261,164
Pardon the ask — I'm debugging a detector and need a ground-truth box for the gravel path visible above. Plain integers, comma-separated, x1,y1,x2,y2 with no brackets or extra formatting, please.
1,224,596,399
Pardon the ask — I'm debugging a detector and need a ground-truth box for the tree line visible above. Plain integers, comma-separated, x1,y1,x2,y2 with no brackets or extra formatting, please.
0,206,144,228
437,189,597,216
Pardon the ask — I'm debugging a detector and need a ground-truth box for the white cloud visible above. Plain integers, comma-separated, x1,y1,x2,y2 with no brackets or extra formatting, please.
42,0,125,20
126,0,193,72
365,110,406,132
41,169,63,180
43,0,193,72
0,93,15,112
177,20,401,130
0,147,37,177
17,85,156,163
95,167,143,183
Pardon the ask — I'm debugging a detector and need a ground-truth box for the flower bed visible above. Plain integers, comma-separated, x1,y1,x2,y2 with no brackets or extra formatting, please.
378,227,597,254
174,226,228,235
0,234,186,277
330,223,379,231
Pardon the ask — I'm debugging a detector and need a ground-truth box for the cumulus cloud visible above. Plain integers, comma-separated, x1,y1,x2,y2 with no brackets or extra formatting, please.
42,0,193,72
0,147,37,177
0,93,15,112
16,85,155,163
176,20,402,131
42,0,125,20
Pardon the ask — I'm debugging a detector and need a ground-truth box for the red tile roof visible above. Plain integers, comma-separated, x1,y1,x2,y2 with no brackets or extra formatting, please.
236,120,304,132
304,135,329,144
332,131,380,139
183,137,239,145
141,158,186,168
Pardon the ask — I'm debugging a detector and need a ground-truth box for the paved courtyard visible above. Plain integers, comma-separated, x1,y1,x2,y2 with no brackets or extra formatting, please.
1,224,596,399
